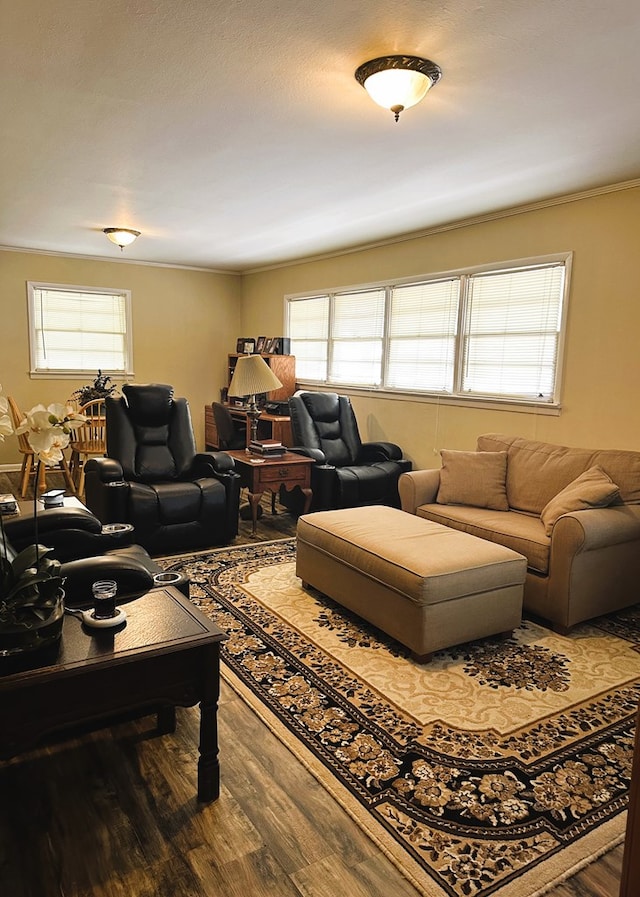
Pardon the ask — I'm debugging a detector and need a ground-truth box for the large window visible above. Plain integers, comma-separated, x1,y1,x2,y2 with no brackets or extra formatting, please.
27,282,133,377
287,255,570,406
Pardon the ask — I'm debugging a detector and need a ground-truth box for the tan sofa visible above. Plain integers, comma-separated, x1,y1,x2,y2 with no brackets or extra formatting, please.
399,434,640,632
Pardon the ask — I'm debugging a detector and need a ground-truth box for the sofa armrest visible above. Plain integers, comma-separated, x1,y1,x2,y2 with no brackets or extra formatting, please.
552,504,640,553
399,469,441,514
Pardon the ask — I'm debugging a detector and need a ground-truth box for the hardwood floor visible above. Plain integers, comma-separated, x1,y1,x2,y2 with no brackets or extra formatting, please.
0,469,625,896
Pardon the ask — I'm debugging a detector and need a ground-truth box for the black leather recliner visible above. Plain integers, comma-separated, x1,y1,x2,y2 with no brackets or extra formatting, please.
282,391,412,513
1,505,188,606
84,384,241,555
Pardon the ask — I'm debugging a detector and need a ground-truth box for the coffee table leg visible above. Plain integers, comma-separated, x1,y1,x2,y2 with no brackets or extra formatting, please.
197,644,221,802
157,705,176,734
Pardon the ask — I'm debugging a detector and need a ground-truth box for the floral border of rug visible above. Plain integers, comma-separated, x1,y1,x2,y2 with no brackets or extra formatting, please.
162,539,640,897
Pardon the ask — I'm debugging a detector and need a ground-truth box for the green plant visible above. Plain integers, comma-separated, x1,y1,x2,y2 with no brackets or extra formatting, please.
72,370,117,406
0,542,64,628
0,383,80,641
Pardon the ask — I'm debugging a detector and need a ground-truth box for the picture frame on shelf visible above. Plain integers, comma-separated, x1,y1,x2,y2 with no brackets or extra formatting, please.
256,336,266,353
236,337,246,353
264,337,277,353
243,338,256,354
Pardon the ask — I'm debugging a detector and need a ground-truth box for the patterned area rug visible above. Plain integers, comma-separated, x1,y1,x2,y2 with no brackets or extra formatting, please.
161,539,640,897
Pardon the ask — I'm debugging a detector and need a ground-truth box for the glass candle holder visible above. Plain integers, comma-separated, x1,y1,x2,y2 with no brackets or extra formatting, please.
92,579,118,619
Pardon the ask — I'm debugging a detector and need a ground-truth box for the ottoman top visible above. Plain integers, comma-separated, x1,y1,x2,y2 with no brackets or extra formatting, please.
297,506,527,606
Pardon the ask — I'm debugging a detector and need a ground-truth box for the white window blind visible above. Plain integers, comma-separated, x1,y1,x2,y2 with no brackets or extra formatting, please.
387,279,460,391
461,265,565,400
28,283,132,376
287,295,329,381
286,254,569,406
330,289,385,385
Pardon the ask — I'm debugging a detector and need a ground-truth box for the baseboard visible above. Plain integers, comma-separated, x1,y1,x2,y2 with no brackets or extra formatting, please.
0,464,21,473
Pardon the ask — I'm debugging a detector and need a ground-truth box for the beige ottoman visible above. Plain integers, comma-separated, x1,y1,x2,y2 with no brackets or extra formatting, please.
296,506,527,662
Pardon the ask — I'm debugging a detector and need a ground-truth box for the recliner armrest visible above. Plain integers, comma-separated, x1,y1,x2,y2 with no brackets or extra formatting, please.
193,450,236,477
60,555,156,605
288,447,327,464
85,456,125,482
360,441,404,462
3,506,102,542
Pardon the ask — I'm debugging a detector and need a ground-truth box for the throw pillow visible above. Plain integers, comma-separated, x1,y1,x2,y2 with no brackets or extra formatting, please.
436,450,509,511
540,465,620,536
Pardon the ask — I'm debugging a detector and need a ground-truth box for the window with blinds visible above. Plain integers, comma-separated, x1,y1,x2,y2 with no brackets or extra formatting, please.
286,254,570,406
27,283,133,377
461,265,565,400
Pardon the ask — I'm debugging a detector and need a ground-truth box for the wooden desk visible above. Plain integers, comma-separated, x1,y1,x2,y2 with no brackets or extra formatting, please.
0,586,226,802
205,404,292,450
226,449,314,533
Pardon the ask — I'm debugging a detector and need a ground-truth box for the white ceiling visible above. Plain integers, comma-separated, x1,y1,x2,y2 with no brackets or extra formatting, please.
2,0,640,272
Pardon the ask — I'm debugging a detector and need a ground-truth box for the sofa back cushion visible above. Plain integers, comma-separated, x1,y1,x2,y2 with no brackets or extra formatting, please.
477,434,640,513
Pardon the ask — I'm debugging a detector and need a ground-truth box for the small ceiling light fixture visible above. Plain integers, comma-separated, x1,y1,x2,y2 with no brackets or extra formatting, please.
355,54,442,122
103,227,141,251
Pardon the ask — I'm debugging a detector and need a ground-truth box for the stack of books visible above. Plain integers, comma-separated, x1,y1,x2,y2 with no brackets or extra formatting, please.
248,439,287,457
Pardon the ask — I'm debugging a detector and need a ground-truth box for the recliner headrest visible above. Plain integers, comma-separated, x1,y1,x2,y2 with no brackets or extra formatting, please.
301,391,340,422
122,384,174,428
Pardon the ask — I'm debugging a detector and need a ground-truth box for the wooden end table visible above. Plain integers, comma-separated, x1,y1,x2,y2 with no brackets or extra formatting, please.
226,449,314,533
0,586,226,802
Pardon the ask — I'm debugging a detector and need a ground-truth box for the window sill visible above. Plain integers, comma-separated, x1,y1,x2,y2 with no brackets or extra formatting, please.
295,382,561,416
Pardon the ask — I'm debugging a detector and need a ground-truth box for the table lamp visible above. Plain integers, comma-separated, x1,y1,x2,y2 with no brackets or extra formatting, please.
228,354,283,444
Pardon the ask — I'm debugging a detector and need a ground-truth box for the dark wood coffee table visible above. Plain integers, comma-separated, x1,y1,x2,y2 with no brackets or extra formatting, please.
226,449,314,533
0,586,226,802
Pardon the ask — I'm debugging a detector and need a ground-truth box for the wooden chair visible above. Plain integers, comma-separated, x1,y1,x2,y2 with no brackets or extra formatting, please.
8,396,76,498
68,399,107,497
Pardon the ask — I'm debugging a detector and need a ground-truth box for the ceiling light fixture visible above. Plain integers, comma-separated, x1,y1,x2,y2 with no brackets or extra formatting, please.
103,227,141,250
355,55,442,122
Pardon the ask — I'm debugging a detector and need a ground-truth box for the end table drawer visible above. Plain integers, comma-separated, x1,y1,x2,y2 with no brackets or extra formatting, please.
260,465,308,485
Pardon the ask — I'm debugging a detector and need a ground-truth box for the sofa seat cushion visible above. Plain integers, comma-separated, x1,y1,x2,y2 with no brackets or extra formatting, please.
416,503,550,574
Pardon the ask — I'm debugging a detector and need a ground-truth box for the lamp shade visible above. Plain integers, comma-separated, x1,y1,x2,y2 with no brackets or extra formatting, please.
355,55,442,121
228,354,283,398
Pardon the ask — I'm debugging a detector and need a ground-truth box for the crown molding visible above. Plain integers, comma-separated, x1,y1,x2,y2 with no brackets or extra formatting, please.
0,244,241,276
245,177,640,274
2,177,639,276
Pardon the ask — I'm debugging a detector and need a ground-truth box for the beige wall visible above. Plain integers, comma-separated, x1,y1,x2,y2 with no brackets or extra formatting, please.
0,250,241,464
240,186,640,470
3,185,639,473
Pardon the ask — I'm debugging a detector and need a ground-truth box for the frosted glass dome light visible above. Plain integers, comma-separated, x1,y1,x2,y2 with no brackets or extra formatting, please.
355,55,442,122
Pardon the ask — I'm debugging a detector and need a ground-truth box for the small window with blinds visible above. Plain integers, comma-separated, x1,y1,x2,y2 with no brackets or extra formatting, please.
286,253,570,407
27,282,133,377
